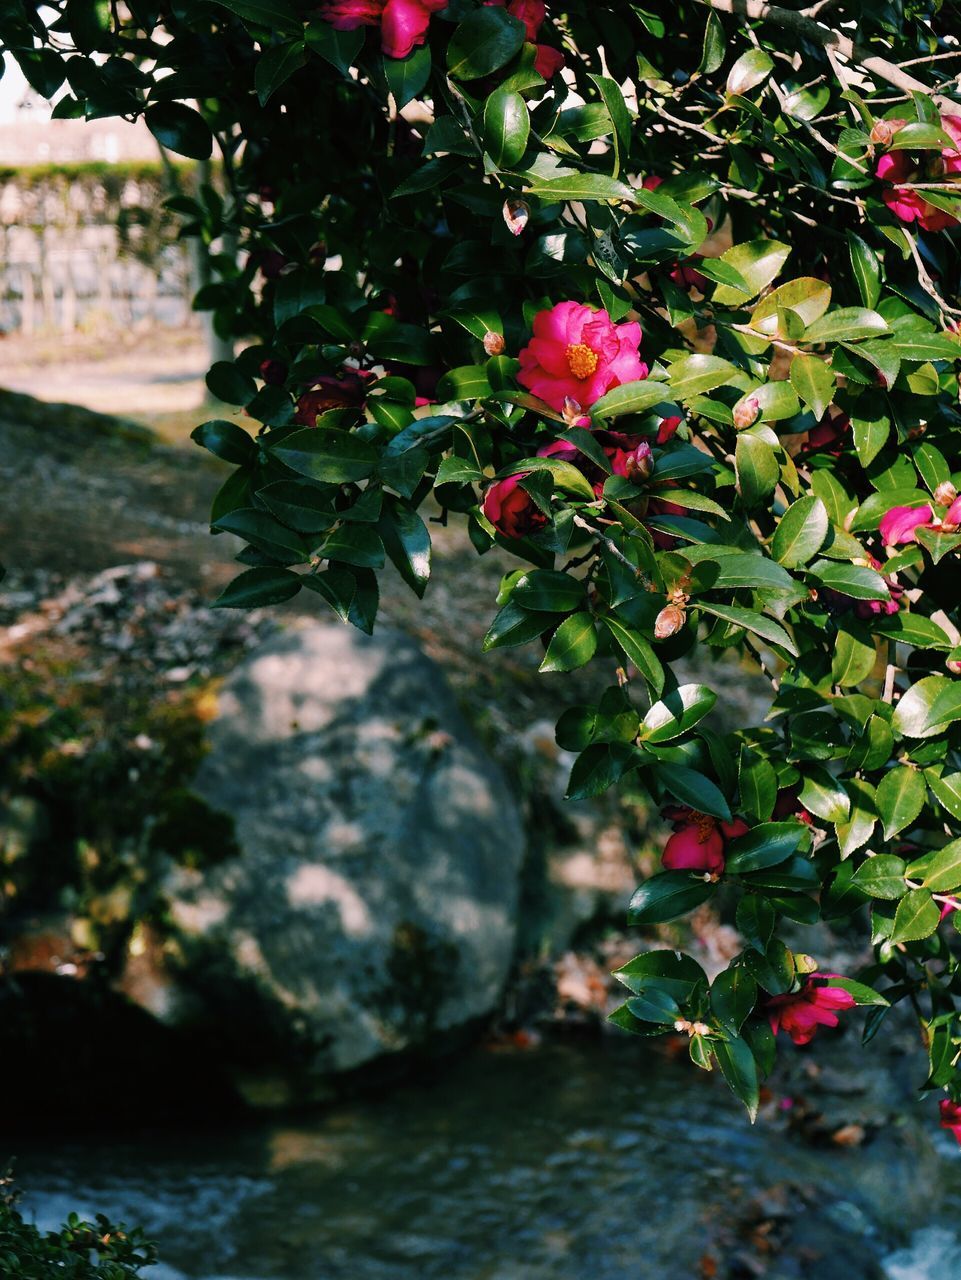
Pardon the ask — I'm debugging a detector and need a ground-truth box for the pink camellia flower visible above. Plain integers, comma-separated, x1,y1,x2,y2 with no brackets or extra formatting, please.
485,0,565,78
876,114,961,233
874,496,961,546
538,430,653,496
801,412,850,456
317,0,446,59
766,974,856,1046
294,371,368,425
657,416,682,445
879,504,934,546
855,555,903,619
518,301,647,413
939,1099,961,1145
483,474,548,539
661,807,749,876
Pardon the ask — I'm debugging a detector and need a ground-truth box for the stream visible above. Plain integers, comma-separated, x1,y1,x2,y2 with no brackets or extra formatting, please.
11,1038,961,1279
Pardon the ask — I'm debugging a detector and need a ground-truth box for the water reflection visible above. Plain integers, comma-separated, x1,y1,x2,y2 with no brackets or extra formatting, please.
13,1040,961,1279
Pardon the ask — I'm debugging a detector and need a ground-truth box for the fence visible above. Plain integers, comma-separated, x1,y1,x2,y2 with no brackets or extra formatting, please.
0,164,194,335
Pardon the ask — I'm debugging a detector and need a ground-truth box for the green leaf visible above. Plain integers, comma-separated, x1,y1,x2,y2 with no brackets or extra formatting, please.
144,102,212,160
743,937,796,996
852,855,907,900
699,8,725,74
255,39,307,105
590,380,676,420
739,748,778,822
789,354,835,419
256,481,335,533
205,361,256,406
628,872,714,925
808,560,889,601
824,977,888,1006
483,602,547,651
885,332,961,362
712,239,791,305
725,822,805,874
539,612,598,673
384,43,432,108
909,837,961,892
447,7,527,79
272,428,378,483
657,763,732,822
614,949,707,999
751,277,831,336
927,771,961,821
697,603,798,657
379,501,430,597
888,121,957,150
213,507,310,563
771,496,828,568
735,432,779,507
513,570,585,613
837,777,876,858
640,684,717,743
602,615,665,696
483,88,530,168
831,619,876,687
851,407,890,469
711,968,757,1036
890,888,940,944
713,1033,760,1121
668,354,741,399
566,741,639,800
523,173,635,203
848,233,881,309
589,74,632,176
305,20,366,73
214,567,301,608
212,0,301,33
726,48,773,96
798,766,850,823
191,419,256,465
876,766,926,840
435,365,492,400
736,895,775,952
804,307,889,344
893,675,953,739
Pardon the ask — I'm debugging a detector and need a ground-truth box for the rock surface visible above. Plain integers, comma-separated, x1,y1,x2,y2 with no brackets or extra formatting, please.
161,620,526,1105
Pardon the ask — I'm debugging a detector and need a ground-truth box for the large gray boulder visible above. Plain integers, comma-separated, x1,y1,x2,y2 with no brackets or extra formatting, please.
154,620,525,1106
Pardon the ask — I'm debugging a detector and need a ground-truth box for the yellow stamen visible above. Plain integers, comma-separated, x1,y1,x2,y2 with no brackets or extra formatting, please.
565,342,599,380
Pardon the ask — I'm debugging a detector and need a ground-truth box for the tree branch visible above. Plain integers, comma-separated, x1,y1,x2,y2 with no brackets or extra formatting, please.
693,0,960,111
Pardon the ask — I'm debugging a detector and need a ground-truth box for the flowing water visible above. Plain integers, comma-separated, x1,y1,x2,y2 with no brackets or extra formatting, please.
10,1039,961,1279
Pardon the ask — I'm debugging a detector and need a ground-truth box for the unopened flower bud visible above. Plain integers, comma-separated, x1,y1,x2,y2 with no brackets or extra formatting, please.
654,603,686,639
870,117,904,147
624,441,654,482
935,481,958,507
733,397,760,430
483,330,505,356
348,339,367,361
503,198,530,237
258,358,287,386
947,655,961,675
562,396,584,426
795,953,818,974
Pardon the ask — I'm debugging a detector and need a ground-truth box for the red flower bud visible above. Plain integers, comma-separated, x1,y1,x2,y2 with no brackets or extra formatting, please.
733,397,760,430
654,603,686,639
483,330,506,356
503,198,530,237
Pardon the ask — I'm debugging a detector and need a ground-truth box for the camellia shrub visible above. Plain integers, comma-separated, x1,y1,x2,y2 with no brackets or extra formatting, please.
7,0,961,1130
0,1175,157,1278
